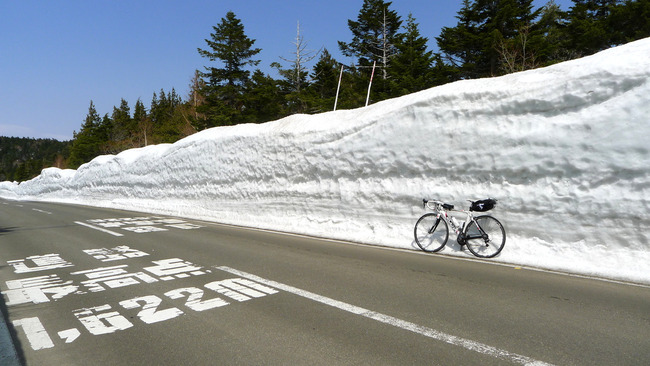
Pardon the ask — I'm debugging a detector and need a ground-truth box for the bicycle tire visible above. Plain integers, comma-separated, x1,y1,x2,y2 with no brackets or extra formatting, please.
414,213,449,252
464,215,506,258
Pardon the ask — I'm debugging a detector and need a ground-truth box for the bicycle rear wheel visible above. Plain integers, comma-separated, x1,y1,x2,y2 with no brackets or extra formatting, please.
464,215,506,258
414,213,449,252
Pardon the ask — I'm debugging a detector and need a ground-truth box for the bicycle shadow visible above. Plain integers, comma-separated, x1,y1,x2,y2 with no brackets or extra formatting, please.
409,239,466,254
0,227,16,236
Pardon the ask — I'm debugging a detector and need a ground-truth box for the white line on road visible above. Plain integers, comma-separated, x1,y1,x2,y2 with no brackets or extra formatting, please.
12,318,54,351
216,265,554,366
32,208,52,215
74,221,124,237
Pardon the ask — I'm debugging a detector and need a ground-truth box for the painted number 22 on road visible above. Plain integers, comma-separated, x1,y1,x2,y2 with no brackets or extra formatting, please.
12,278,278,350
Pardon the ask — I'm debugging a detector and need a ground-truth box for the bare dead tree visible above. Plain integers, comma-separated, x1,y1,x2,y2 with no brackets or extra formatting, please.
496,25,539,74
188,70,206,122
379,8,396,80
280,21,321,92
362,8,399,80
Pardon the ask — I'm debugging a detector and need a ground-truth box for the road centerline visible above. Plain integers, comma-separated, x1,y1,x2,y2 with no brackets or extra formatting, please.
215,265,554,366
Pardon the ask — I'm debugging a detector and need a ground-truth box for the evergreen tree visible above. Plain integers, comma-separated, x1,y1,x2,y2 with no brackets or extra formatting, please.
133,98,151,146
272,60,314,115
437,0,483,79
566,0,623,55
111,99,131,137
309,49,341,111
437,0,540,78
610,0,650,44
339,0,402,102
389,13,436,94
478,0,539,75
242,70,286,123
339,0,402,77
149,91,161,134
534,1,573,64
14,162,28,181
106,98,134,152
68,101,104,168
197,11,261,127
149,89,187,143
97,113,113,153
430,53,459,86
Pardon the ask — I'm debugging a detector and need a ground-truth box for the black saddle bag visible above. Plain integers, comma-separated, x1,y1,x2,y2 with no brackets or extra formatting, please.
470,198,497,212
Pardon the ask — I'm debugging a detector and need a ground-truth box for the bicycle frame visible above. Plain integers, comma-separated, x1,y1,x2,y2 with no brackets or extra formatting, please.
424,200,488,241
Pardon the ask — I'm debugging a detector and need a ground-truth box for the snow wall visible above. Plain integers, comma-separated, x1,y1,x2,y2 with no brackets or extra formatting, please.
2,38,649,284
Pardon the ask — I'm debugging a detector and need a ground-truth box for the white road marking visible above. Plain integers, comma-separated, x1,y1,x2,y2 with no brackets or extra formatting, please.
12,318,54,350
73,305,133,335
7,254,73,273
74,221,124,237
216,266,554,366
31,208,52,214
58,328,81,343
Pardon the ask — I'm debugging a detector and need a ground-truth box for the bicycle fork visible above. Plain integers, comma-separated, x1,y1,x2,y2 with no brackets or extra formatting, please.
428,216,441,234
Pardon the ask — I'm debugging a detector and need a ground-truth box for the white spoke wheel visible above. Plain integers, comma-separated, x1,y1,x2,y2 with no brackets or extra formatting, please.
414,213,449,252
464,215,506,258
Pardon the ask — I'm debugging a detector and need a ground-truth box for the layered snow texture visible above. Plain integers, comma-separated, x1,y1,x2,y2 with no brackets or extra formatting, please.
2,38,649,284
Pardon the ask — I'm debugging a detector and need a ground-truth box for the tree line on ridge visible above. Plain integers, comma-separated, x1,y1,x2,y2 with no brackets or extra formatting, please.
3,0,649,180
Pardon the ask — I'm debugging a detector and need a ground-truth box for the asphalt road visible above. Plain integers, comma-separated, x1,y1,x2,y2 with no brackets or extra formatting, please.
1,198,649,365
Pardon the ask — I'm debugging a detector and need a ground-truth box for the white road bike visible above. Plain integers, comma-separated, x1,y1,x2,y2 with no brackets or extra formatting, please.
414,198,506,258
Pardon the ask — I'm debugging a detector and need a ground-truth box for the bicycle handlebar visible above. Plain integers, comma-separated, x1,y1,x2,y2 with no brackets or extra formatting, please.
422,198,447,210
423,198,469,211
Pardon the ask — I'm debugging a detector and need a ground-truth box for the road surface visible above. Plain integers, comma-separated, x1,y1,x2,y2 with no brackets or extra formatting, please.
1,198,648,365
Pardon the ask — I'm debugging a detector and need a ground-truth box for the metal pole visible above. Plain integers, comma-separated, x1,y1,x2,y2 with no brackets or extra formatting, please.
334,64,344,111
365,61,376,107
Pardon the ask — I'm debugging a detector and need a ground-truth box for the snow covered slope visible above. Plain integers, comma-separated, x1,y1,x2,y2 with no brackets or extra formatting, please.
3,38,649,284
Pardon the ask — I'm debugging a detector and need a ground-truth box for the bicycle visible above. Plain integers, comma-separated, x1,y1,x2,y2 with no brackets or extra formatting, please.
414,198,506,258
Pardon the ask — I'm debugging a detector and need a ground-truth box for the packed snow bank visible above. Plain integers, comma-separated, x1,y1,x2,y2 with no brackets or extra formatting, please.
3,38,650,284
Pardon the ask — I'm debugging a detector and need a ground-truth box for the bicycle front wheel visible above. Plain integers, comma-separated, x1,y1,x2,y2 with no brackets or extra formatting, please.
464,215,506,258
414,213,449,252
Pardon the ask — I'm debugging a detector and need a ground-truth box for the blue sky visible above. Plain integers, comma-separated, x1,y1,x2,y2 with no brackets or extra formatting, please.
0,0,573,141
